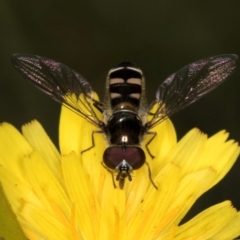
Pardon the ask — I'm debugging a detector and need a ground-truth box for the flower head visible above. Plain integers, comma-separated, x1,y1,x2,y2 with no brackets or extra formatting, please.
0,100,240,239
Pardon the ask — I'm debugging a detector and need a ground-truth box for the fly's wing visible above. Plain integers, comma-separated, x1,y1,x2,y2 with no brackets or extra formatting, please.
11,53,103,128
145,54,238,129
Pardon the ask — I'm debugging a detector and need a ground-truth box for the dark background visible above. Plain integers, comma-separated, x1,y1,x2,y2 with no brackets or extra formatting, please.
0,0,240,228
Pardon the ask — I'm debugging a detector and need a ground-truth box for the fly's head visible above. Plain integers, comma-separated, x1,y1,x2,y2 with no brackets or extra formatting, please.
103,145,145,189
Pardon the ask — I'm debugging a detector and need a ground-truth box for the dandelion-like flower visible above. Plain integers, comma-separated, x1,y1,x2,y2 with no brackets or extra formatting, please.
0,100,240,240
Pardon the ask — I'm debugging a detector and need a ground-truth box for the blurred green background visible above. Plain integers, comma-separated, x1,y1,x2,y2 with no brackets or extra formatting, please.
0,1,239,226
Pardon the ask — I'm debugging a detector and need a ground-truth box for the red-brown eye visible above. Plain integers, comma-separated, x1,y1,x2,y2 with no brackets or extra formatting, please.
103,146,145,170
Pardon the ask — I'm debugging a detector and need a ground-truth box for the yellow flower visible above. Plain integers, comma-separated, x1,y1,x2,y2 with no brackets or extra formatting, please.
0,99,240,239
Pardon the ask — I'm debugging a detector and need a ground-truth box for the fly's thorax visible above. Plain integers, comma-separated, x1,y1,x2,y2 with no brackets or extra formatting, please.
106,110,143,145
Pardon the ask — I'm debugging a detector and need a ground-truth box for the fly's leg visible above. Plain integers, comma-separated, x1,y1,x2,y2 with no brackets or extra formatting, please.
81,130,103,154
101,162,117,188
145,161,158,190
144,131,157,159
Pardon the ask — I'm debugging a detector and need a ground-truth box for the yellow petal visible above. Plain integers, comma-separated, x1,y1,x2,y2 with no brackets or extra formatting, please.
143,118,177,174
20,203,72,240
168,167,217,225
0,123,32,182
61,152,98,239
174,201,237,239
22,120,61,182
21,151,71,220
211,211,240,239
59,93,103,156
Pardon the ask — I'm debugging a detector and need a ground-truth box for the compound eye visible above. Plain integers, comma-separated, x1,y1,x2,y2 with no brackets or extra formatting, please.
103,147,124,169
125,147,145,169
103,146,145,170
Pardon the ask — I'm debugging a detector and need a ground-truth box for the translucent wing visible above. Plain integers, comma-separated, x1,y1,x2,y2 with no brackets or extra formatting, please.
145,54,238,130
11,53,104,128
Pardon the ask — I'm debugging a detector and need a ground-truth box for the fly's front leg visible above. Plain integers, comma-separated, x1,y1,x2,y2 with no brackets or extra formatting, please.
144,131,157,159
81,130,103,154
145,161,158,190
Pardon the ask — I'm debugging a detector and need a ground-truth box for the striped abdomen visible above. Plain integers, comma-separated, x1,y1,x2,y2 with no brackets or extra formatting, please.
108,62,143,110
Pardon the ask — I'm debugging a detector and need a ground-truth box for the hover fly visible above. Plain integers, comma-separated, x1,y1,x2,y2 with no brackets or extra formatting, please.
11,54,238,189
